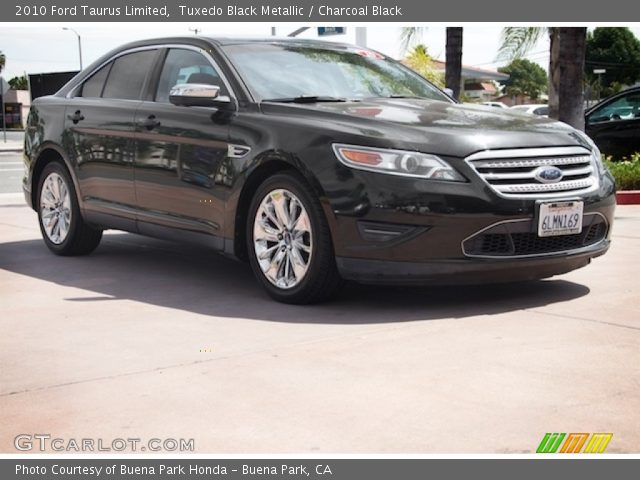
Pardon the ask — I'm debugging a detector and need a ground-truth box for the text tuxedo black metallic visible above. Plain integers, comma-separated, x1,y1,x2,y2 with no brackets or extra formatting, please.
23,37,615,303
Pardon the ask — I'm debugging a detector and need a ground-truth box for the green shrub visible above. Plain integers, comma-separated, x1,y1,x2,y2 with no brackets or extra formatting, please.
603,153,640,191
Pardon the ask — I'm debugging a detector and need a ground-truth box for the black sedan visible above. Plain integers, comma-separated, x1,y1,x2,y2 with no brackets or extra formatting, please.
586,86,640,158
23,37,615,303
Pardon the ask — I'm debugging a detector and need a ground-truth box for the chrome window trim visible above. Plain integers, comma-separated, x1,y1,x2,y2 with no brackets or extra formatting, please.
460,212,609,259
67,43,237,105
465,146,600,199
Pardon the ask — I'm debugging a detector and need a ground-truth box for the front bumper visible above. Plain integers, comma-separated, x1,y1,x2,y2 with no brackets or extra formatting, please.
336,240,609,285
323,164,616,285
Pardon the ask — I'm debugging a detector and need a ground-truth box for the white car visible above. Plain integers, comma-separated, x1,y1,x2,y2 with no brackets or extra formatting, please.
482,101,509,109
510,104,549,116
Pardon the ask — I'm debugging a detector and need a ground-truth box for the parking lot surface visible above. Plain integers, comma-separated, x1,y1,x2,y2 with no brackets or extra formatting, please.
0,192,638,453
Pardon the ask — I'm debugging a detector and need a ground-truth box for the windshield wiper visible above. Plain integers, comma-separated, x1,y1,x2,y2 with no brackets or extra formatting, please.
263,95,349,104
384,95,426,99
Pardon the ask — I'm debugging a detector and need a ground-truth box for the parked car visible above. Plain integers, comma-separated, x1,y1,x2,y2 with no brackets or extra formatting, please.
481,101,508,109
509,104,549,116
586,86,640,158
23,37,615,304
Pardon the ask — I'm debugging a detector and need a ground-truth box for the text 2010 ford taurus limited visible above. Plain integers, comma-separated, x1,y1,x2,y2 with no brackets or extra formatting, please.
23,37,616,304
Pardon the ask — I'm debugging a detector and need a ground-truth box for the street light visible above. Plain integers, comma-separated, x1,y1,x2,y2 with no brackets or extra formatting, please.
593,68,606,102
63,27,83,70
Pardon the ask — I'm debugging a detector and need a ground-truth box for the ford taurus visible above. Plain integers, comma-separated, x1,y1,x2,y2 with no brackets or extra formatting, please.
23,37,616,303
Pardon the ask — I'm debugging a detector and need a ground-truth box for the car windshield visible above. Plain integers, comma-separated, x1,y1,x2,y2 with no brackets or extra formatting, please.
222,43,451,103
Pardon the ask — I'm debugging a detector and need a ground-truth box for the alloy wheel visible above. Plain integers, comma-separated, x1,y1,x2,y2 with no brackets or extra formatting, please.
40,172,72,245
253,188,313,289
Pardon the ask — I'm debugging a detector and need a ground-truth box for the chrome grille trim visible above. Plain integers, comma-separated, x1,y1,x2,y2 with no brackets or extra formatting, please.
473,156,591,169
483,165,593,181
465,146,599,199
495,179,596,194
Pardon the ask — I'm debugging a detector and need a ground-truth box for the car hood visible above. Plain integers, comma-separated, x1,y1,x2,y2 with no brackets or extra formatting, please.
261,98,589,158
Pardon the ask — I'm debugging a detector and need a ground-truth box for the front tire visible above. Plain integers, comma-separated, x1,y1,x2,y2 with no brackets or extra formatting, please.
37,161,102,256
247,172,342,304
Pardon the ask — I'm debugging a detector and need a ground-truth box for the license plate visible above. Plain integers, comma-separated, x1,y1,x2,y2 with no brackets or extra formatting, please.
538,201,584,237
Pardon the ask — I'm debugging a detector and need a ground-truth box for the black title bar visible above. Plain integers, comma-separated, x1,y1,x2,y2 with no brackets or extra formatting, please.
7,0,640,21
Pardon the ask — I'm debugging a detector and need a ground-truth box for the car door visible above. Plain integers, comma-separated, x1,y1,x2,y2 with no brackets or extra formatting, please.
64,48,159,230
133,47,232,246
586,90,640,158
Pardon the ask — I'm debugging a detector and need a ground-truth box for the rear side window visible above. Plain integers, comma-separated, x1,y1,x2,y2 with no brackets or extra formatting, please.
102,50,157,100
81,63,112,98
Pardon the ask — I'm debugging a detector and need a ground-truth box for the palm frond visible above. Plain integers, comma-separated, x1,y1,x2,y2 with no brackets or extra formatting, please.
497,27,546,61
400,27,425,53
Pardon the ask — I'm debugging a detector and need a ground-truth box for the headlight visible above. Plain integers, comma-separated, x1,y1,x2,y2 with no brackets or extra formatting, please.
574,130,606,176
332,144,465,182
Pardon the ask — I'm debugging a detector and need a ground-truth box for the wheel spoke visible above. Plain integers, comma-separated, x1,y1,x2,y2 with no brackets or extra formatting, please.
254,218,279,243
289,246,308,280
292,209,311,233
293,240,311,253
265,248,286,283
284,253,292,285
258,243,279,260
41,194,56,209
271,192,291,230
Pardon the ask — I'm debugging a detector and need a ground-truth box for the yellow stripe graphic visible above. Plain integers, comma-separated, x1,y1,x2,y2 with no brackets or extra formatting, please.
584,433,613,453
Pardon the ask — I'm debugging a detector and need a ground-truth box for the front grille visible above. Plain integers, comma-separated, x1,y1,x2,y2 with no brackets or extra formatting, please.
466,147,598,198
463,214,607,257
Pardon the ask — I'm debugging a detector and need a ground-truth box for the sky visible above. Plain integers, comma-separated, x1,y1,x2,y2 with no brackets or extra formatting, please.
0,24,639,81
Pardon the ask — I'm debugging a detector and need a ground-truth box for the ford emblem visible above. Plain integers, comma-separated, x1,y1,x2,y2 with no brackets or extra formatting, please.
534,166,564,183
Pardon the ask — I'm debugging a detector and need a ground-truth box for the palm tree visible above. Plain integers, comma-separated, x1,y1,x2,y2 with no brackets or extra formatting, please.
0,51,5,74
400,27,464,100
499,27,587,130
445,28,463,100
404,44,445,87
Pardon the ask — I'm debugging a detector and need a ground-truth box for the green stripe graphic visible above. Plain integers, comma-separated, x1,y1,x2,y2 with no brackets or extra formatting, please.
537,433,566,453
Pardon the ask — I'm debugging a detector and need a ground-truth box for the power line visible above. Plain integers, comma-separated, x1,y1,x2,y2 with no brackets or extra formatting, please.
470,50,549,67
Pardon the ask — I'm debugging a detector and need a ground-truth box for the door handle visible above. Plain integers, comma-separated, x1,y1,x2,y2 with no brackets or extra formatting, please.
67,110,84,124
140,115,161,130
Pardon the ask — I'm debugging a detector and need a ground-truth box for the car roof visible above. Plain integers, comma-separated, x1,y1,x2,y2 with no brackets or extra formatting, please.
205,36,355,48
113,36,357,50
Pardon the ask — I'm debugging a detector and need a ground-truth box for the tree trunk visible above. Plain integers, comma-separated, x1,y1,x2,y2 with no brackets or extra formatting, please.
552,27,587,130
547,28,560,120
445,27,463,100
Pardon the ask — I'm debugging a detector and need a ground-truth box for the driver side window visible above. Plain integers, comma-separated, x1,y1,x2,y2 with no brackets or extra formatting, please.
155,48,228,104
589,92,640,124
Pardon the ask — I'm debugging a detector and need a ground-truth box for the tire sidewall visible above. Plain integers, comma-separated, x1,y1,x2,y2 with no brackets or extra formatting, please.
37,162,81,254
247,173,326,301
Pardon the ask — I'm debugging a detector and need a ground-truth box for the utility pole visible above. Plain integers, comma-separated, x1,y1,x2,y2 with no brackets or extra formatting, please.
63,27,82,70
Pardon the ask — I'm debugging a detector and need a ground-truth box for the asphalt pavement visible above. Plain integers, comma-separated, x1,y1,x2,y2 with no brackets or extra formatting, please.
0,188,638,453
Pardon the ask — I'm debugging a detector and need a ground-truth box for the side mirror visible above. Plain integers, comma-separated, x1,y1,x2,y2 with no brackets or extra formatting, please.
169,83,234,110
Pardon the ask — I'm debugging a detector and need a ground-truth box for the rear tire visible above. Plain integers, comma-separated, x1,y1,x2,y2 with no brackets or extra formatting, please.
247,172,343,304
37,161,102,256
